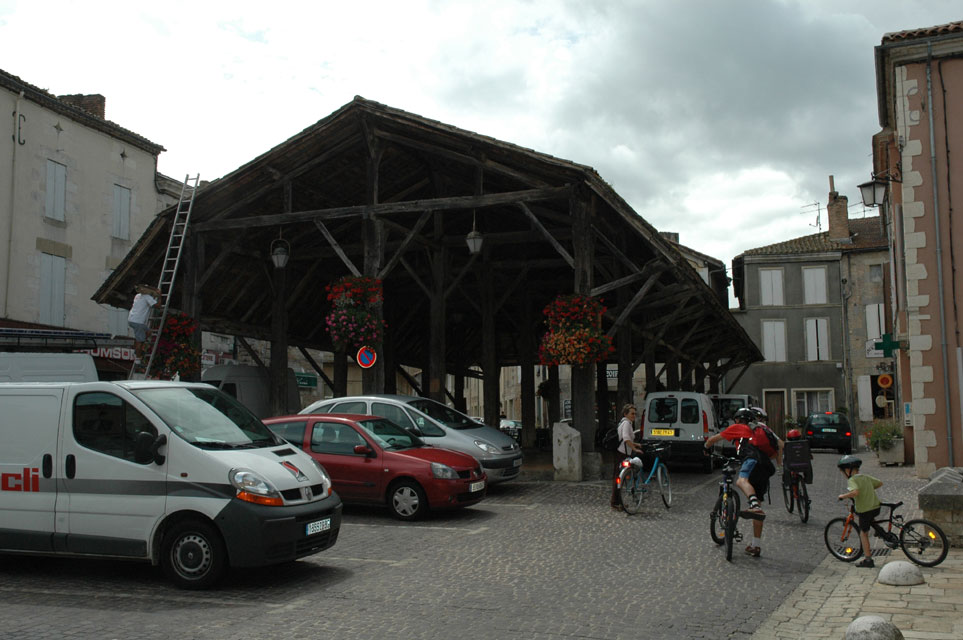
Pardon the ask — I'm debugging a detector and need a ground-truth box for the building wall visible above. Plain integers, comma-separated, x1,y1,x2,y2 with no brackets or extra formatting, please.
1,86,162,334
892,56,963,475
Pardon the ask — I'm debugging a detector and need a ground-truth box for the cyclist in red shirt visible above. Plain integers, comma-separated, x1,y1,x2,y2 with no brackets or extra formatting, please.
704,408,783,557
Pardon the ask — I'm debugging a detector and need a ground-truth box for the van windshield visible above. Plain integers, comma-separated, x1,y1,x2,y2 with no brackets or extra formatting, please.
132,386,281,449
407,398,477,430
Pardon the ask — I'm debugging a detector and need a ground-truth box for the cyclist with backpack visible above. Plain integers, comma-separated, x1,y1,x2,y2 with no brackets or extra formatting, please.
610,403,644,511
704,407,783,557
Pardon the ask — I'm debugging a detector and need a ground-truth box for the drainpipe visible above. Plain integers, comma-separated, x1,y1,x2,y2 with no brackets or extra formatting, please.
4,89,24,318
925,45,954,466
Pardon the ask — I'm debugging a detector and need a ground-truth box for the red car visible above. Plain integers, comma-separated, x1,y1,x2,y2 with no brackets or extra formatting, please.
263,414,487,520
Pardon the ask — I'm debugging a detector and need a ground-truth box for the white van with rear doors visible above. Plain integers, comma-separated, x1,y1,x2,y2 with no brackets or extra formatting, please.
0,380,341,589
641,391,719,473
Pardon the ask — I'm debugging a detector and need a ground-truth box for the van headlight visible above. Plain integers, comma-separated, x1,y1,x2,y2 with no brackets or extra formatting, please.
230,468,283,506
310,459,333,496
431,462,458,479
474,440,500,454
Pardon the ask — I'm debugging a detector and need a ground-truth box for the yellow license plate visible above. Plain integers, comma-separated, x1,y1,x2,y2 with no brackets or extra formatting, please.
651,429,675,436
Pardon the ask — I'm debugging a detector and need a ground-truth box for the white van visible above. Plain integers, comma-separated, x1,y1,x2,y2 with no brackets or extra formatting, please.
202,364,300,419
0,380,341,589
641,391,719,473
0,352,97,382
708,393,759,430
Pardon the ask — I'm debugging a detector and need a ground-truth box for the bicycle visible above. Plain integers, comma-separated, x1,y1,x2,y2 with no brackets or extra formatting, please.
781,467,810,523
824,499,949,567
617,442,672,514
708,454,742,561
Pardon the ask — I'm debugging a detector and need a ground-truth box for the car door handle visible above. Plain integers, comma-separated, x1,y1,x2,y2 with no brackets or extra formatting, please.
43,454,53,478
65,454,76,479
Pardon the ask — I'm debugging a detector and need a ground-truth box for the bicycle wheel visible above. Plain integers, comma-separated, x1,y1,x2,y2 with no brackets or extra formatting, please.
618,466,645,515
824,517,862,562
657,463,672,508
796,478,810,523
899,519,949,567
724,493,737,561
709,495,725,545
782,476,794,514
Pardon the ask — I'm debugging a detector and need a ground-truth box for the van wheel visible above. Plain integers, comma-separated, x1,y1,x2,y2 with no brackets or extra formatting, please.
388,480,428,521
161,520,227,590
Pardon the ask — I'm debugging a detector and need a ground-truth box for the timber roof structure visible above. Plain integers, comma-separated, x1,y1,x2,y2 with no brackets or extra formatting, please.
94,97,761,380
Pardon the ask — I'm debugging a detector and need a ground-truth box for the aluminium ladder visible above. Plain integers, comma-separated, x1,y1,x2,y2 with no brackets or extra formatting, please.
130,174,200,379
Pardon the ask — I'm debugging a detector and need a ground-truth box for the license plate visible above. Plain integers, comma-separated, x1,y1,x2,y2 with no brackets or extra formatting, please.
822,428,837,433
651,429,674,436
469,480,485,492
305,518,331,536
513,458,522,467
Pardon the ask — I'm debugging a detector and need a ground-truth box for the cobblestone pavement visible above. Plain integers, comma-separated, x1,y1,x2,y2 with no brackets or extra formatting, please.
750,453,962,640
0,452,942,639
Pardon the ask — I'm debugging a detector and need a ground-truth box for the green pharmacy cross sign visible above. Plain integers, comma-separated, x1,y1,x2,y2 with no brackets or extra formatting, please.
874,333,904,358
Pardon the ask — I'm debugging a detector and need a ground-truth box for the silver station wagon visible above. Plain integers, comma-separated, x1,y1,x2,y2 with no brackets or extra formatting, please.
300,394,523,483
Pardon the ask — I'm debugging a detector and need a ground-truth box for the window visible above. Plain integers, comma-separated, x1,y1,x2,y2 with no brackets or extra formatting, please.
330,401,367,414
647,397,677,424
311,422,367,455
268,420,307,446
73,392,157,463
759,269,784,306
794,389,833,416
865,303,884,340
679,398,699,424
39,253,65,326
112,185,131,239
805,317,830,360
45,160,66,221
761,320,787,362
869,264,883,283
802,267,827,304
372,402,416,431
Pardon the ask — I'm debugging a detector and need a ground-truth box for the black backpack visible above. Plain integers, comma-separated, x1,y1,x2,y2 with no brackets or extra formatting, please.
601,427,621,451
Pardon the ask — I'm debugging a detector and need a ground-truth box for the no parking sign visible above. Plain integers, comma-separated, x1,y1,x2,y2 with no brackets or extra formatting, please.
356,345,377,369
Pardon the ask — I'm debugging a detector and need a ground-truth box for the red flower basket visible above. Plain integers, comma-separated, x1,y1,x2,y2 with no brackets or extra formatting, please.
149,311,200,378
538,294,613,366
325,276,386,351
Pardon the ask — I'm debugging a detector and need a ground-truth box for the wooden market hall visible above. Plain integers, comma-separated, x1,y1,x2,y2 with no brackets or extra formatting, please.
94,97,761,449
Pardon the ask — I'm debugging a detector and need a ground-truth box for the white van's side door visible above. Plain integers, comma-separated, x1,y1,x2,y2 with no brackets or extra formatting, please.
56,389,168,558
0,387,62,552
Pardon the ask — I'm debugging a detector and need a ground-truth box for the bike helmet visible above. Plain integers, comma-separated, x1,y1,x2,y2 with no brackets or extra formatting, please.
786,428,802,440
837,454,863,470
751,406,768,420
733,408,755,424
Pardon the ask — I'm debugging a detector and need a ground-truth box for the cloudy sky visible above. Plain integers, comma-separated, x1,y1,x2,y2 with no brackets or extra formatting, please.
1,1,960,294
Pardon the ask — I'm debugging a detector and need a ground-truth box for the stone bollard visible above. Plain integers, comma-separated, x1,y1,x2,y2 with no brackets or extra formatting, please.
877,560,924,586
845,615,903,640
552,421,582,481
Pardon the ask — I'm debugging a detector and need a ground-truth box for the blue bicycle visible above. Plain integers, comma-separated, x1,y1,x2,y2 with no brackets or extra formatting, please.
618,443,672,514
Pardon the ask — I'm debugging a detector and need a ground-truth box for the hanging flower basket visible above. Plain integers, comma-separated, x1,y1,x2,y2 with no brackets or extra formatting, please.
538,294,614,366
150,311,201,378
325,275,386,351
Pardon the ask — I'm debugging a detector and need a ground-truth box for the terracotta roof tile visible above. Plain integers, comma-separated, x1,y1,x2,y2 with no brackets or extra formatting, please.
740,216,887,257
882,21,963,43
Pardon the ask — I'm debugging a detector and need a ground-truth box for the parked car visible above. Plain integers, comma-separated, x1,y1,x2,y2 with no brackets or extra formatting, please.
641,391,719,472
803,411,853,454
300,395,523,483
264,413,487,520
499,419,522,440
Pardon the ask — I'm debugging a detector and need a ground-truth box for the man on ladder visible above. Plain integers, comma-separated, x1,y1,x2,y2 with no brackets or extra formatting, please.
128,284,161,364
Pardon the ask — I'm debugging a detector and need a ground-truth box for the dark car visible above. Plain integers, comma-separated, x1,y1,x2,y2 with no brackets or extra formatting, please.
803,411,853,454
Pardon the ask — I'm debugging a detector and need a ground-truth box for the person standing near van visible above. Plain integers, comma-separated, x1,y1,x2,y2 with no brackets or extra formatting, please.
128,284,160,362
611,403,644,510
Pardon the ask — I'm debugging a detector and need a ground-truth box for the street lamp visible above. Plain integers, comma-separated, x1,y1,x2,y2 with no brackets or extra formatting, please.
466,211,483,254
270,232,290,269
858,170,900,208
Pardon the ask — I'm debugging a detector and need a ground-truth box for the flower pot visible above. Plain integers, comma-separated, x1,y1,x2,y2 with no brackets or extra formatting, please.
877,437,905,465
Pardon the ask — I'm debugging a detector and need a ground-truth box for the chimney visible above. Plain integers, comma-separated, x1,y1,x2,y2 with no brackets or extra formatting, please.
826,175,850,242
58,94,106,119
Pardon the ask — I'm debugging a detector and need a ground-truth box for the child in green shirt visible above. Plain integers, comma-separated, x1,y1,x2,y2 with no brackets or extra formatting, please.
836,455,883,568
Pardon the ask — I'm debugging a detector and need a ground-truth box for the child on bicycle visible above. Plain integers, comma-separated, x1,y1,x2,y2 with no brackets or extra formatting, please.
836,455,883,568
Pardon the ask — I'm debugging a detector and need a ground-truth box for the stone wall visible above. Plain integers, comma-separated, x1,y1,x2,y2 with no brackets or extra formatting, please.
918,466,963,545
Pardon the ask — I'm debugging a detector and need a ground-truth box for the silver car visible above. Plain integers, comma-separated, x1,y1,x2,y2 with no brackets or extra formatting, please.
300,394,523,483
